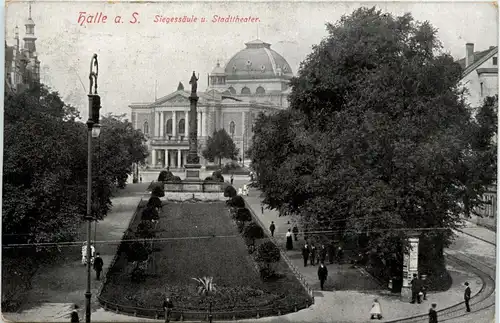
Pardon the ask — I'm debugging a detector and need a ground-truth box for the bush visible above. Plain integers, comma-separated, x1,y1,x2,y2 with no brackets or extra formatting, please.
243,222,264,246
256,241,281,270
158,170,174,182
212,171,224,182
235,208,252,222
131,266,147,283
141,206,159,221
147,196,162,209
170,176,182,183
224,185,237,198
222,161,239,173
126,241,150,263
228,196,245,208
204,176,213,181
151,184,165,197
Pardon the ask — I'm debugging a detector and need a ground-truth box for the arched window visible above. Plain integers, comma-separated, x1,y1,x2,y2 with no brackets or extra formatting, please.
143,121,149,134
178,119,185,135
228,87,236,95
229,121,235,137
241,87,251,95
166,119,173,135
256,86,265,95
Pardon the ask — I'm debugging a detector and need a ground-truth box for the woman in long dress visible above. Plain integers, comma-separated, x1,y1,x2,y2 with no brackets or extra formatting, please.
370,298,382,320
286,229,293,250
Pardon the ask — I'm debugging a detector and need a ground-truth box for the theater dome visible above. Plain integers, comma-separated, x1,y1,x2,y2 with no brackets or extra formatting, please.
225,39,293,80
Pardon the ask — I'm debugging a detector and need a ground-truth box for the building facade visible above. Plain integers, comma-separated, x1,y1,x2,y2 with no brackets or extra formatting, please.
129,39,293,168
457,43,498,227
5,4,40,94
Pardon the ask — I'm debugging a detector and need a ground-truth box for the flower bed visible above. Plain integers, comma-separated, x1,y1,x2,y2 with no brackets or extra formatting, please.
100,201,309,314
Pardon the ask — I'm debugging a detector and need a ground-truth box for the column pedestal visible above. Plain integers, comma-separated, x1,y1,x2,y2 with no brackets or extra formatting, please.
185,94,201,180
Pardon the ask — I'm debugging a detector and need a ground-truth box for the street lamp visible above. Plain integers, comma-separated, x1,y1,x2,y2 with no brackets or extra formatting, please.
85,53,101,323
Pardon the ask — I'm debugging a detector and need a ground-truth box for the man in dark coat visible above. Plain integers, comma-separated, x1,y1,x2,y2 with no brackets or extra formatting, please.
421,274,428,300
93,252,104,280
269,221,276,237
410,274,422,304
163,297,174,322
319,244,327,263
302,243,310,267
428,303,438,323
70,304,80,323
230,174,234,185
317,262,328,290
464,282,471,312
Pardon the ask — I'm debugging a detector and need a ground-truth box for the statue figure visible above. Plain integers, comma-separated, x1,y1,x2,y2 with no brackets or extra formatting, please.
189,71,199,94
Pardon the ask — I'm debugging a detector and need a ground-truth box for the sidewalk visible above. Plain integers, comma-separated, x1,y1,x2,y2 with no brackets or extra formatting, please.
236,179,483,323
3,183,158,323
458,220,496,245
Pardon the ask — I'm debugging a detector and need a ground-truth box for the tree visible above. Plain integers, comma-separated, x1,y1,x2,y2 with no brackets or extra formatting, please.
235,208,252,222
211,171,224,182
227,196,245,208
255,241,281,278
249,7,495,283
202,129,239,167
243,222,264,251
192,277,217,323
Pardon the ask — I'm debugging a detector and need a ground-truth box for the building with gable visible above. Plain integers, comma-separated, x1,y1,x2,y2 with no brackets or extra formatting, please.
457,43,498,227
129,39,293,169
5,4,40,94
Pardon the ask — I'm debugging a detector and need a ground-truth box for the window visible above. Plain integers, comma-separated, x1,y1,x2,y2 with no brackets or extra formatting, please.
256,86,266,95
166,119,173,135
143,121,149,134
229,121,235,137
241,87,251,95
178,118,185,135
480,82,484,97
493,57,498,65
228,87,236,95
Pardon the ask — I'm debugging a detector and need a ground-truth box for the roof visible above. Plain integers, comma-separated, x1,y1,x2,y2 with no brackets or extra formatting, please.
457,46,498,78
224,39,293,81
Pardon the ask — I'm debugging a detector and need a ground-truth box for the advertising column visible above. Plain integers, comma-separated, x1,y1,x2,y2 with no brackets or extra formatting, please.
401,237,419,298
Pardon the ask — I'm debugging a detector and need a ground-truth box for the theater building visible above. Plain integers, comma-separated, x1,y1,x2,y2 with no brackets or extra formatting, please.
129,39,294,168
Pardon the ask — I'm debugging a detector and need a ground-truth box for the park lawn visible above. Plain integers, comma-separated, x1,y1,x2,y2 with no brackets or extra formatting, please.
101,201,309,311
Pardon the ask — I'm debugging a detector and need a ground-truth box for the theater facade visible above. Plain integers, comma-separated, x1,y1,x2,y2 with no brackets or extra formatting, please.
129,39,294,169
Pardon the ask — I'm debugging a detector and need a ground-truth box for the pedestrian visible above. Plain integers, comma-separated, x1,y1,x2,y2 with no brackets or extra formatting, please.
261,203,264,214
93,252,104,280
70,304,80,323
410,274,422,304
319,244,327,263
317,262,328,290
336,246,344,264
269,221,275,237
163,296,174,323
421,274,428,300
328,241,335,264
464,282,471,312
292,226,299,241
238,187,243,196
286,229,293,250
140,176,143,183
310,243,317,266
230,173,234,185
428,303,438,323
302,243,310,267
369,298,382,320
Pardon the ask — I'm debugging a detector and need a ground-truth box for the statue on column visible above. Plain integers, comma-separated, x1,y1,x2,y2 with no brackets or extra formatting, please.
189,71,199,94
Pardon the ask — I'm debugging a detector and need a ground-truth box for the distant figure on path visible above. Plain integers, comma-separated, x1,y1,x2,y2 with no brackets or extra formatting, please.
410,274,422,304
428,303,438,323
421,274,428,300
310,243,317,266
230,174,234,185
163,296,174,322
238,187,243,196
269,221,276,237
369,298,382,320
464,282,471,312
93,252,104,280
70,304,80,323
302,243,310,267
140,176,143,183
261,203,264,214
319,244,327,263
292,226,299,241
286,229,293,250
317,262,328,290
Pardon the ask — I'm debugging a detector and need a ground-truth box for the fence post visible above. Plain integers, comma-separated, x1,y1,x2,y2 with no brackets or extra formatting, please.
180,312,184,321
256,312,260,319
133,310,137,317
294,304,298,312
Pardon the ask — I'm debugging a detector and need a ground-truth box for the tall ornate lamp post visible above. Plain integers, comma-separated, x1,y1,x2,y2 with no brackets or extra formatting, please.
85,53,102,323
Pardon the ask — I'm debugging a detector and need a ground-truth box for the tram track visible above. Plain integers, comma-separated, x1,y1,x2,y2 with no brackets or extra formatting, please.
387,250,495,323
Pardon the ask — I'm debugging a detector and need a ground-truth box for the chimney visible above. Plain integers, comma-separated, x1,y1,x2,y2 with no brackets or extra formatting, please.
465,43,474,67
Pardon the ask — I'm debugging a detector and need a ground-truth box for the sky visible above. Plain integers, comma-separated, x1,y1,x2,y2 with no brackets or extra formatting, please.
5,1,498,118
